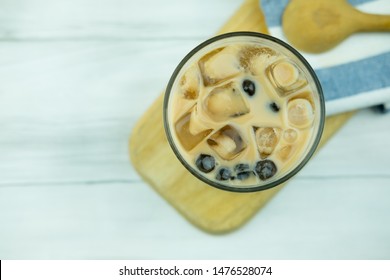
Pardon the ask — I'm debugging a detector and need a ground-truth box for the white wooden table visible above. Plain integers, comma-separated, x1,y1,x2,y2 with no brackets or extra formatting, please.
0,0,389,259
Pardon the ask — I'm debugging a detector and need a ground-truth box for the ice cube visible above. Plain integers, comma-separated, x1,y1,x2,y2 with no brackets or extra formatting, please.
283,128,298,143
266,59,307,96
203,82,250,122
254,127,281,158
189,105,211,135
180,65,200,99
175,107,212,151
287,98,314,128
207,125,247,160
198,46,242,86
239,46,276,74
277,145,294,161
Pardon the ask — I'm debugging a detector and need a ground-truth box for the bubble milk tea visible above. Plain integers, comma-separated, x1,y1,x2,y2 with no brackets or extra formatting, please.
164,32,325,192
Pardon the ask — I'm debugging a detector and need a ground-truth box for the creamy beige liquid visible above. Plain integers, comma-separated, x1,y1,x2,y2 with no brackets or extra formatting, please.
166,36,322,190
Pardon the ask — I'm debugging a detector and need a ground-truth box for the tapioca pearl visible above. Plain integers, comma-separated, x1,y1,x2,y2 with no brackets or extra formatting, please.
242,79,256,97
234,163,252,180
216,167,232,181
269,102,280,112
255,160,277,180
234,163,250,173
195,154,216,173
236,171,253,180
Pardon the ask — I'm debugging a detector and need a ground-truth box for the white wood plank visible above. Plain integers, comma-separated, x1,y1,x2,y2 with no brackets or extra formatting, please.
0,0,242,40
0,40,198,184
303,109,390,177
0,177,389,259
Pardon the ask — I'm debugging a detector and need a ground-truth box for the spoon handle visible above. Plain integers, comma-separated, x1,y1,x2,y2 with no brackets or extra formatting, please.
357,12,390,32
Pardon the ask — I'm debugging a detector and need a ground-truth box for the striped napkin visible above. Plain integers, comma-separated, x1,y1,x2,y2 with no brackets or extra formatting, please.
261,0,390,115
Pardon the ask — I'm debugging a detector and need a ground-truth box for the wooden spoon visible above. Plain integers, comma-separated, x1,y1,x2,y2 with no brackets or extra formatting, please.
282,0,390,53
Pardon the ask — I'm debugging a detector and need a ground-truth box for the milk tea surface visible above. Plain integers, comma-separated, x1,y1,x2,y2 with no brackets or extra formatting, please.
165,34,323,191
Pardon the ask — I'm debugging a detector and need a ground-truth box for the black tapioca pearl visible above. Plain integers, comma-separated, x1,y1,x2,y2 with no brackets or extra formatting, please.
270,102,280,112
255,160,277,180
234,163,250,173
195,154,215,173
236,171,252,180
242,79,256,96
216,167,232,181
234,163,252,180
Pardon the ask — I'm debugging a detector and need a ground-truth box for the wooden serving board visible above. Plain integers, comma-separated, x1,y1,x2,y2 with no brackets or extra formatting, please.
129,0,355,234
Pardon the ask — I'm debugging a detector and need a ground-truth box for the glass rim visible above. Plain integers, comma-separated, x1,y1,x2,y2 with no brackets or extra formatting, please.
163,31,325,192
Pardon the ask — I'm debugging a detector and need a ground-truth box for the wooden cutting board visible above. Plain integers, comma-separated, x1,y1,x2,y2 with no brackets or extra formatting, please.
129,0,355,234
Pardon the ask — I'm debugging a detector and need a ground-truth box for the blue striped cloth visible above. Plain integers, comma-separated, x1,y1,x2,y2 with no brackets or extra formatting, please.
261,0,390,115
